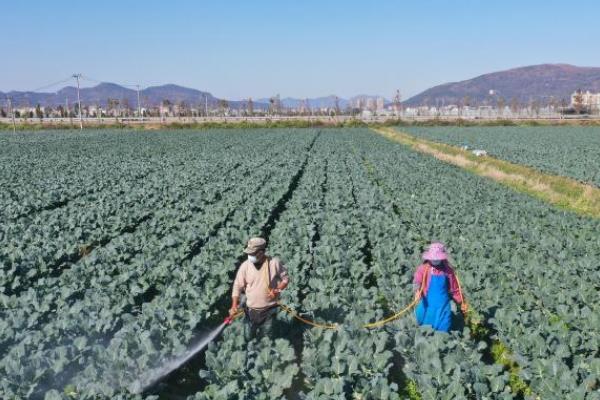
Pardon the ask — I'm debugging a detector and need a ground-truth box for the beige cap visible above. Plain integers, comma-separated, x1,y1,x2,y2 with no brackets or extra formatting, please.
243,237,267,254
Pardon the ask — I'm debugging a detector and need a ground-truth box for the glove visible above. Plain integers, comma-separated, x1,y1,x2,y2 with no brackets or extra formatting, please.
229,306,238,316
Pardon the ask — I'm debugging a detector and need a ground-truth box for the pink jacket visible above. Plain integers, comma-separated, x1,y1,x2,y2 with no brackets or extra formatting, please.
413,262,463,304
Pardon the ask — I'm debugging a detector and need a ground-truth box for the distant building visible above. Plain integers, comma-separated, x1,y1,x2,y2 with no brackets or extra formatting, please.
571,90,600,110
376,97,385,111
352,97,364,110
88,105,101,117
159,104,172,117
16,107,36,117
366,97,376,111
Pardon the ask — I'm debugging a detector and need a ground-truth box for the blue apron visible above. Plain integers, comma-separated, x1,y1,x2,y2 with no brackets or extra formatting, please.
415,271,452,332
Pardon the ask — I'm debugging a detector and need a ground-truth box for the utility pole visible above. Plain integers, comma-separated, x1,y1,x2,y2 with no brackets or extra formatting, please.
248,97,254,116
72,73,83,130
204,94,208,117
393,89,402,118
6,96,16,133
136,85,142,121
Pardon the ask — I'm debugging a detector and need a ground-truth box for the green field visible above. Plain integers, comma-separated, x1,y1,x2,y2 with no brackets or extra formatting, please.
401,126,600,187
1,129,599,399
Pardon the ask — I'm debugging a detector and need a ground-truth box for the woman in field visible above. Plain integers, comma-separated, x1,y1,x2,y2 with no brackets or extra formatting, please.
413,242,467,332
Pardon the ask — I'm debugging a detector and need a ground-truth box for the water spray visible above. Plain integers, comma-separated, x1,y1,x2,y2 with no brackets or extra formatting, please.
129,309,243,394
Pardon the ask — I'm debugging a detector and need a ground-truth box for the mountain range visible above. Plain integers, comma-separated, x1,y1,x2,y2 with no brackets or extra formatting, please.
0,82,384,110
0,83,244,109
2,64,599,109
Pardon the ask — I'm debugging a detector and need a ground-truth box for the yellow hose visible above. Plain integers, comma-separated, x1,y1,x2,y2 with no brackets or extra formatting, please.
246,258,468,331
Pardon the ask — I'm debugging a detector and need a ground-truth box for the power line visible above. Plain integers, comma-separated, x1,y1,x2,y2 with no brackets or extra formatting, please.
81,75,134,87
81,75,141,89
81,75,138,87
27,77,74,93
79,75,103,84
81,75,200,91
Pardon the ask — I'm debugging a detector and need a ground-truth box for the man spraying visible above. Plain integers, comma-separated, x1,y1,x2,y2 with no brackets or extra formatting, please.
229,237,289,338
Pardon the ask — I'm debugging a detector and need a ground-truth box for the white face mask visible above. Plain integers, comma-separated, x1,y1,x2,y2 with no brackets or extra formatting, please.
430,260,443,267
248,255,259,264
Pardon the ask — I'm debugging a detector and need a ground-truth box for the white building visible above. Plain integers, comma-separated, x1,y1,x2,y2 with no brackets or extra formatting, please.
376,97,385,111
366,97,376,111
571,90,600,110
16,107,36,117
352,98,363,109
88,105,102,117
159,104,172,117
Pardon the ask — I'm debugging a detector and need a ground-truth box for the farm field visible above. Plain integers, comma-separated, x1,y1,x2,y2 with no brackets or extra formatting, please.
1,129,599,400
401,126,600,187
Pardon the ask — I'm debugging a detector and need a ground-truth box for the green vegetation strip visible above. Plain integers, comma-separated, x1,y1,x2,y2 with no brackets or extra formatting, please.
0,118,371,131
5,117,600,132
464,311,535,398
372,127,600,218
403,380,422,400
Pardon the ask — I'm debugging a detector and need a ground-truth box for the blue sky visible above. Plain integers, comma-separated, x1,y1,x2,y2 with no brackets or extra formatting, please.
2,0,600,100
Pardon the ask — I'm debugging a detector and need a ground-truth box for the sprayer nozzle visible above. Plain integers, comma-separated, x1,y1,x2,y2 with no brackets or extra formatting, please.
224,316,233,325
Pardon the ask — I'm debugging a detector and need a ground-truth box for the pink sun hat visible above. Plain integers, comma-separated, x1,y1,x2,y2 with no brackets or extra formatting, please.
422,242,449,261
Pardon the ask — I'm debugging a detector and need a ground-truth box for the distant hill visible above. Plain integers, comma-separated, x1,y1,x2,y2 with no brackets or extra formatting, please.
1,83,214,108
0,81,391,111
0,83,268,109
404,64,600,106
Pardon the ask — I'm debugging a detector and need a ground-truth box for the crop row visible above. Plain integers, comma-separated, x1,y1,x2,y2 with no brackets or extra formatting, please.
195,131,510,400
0,155,244,296
0,129,279,222
3,128,599,399
0,129,319,399
193,128,600,399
